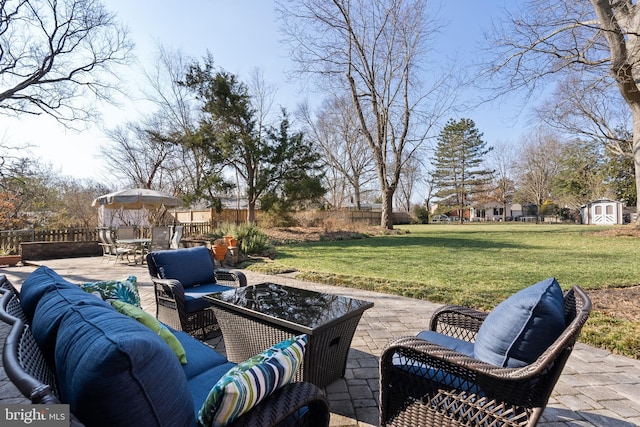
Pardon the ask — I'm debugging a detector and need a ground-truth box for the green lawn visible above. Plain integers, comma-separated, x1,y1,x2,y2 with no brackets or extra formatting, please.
250,223,640,358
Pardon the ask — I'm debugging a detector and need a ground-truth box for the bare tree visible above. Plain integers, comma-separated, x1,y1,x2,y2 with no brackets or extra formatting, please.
515,132,562,220
100,120,179,189
486,0,640,222
277,0,453,229
535,76,632,159
487,141,517,221
0,0,132,123
396,155,422,212
299,96,376,209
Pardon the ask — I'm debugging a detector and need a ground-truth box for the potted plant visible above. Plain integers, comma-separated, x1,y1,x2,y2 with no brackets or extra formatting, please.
224,235,238,247
0,250,21,267
211,239,228,262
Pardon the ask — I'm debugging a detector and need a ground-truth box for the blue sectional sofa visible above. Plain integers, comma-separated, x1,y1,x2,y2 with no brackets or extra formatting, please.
0,266,329,427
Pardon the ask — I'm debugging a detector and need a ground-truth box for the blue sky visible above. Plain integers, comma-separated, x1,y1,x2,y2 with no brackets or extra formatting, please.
1,0,528,181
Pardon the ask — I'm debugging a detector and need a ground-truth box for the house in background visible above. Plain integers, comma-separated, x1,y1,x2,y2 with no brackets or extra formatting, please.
470,202,524,221
580,199,625,225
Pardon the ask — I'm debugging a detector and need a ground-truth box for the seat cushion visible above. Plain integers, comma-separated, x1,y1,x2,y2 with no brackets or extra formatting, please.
474,277,566,368
416,330,475,357
184,283,234,313
197,334,307,427
78,276,141,307
110,300,187,364
188,363,237,416
151,246,216,288
54,302,195,427
174,330,230,381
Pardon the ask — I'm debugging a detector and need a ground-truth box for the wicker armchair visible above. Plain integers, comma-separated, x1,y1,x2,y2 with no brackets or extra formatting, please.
0,276,330,427
146,246,248,339
379,285,592,427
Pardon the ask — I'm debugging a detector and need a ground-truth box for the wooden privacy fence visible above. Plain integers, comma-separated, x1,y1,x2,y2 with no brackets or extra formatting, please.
0,209,413,254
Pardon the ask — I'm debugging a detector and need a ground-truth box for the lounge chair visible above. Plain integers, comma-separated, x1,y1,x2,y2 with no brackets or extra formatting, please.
379,278,592,427
146,245,247,339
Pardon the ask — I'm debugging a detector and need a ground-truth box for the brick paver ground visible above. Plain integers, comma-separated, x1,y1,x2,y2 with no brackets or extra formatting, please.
1,257,639,426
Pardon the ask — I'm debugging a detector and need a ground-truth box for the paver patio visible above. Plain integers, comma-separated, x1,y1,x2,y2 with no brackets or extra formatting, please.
1,257,640,426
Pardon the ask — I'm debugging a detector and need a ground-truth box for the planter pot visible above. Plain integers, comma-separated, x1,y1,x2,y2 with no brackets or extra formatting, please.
212,244,228,261
224,236,238,247
0,255,21,267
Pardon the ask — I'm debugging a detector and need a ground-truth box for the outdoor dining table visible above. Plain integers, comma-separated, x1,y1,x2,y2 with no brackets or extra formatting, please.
115,238,151,264
204,282,374,388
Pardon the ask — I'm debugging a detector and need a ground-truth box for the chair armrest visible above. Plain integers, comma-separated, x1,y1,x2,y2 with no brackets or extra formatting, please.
215,269,248,287
381,336,557,408
429,304,488,342
230,382,329,427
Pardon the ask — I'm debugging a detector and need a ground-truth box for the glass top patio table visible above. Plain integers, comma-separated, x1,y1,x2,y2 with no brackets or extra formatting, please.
205,282,373,334
204,282,374,387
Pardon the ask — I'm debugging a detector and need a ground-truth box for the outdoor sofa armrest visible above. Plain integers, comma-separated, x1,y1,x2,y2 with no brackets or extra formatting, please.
230,381,329,427
214,268,248,287
429,305,488,342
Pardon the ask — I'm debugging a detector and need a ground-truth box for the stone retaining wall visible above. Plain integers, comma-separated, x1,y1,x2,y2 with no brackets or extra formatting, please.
20,241,102,260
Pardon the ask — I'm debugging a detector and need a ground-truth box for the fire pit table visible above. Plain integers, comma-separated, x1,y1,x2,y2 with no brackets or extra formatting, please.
204,282,374,388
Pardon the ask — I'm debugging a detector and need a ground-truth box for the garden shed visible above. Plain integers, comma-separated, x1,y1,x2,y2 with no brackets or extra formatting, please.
580,199,625,225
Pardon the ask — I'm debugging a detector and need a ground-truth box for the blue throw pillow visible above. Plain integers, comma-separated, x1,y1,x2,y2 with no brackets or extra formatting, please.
474,277,566,368
19,266,78,321
197,334,307,427
31,285,111,368
151,246,216,288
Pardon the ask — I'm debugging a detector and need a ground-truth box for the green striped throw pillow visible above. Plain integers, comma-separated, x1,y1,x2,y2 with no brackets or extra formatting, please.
197,334,307,427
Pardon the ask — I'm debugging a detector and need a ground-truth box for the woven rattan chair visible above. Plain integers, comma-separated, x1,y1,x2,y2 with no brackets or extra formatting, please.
379,285,591,427
146,246,248,339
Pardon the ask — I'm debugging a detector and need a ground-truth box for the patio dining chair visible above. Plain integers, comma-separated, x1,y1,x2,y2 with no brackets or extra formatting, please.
379,278,592,427
170,225,183,249
149,226,171,251
116,226,136,240
104,229,132,264
97,228,113,262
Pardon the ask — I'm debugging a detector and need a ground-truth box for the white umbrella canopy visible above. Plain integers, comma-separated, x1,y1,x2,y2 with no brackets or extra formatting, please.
92,188,180,210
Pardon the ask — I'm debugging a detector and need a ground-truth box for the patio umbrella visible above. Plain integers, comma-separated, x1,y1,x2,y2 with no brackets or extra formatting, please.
92,188,180,210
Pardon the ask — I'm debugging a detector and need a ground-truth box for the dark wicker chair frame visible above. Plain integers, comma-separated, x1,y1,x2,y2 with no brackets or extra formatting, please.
146,250,248,339
379,286,592,427
0,276,330,427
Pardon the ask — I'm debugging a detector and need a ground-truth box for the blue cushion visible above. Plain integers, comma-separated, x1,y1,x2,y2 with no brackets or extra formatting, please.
184,283,233,313
54,302,195,426
151,246,216,288
174,330,230,381
392,356,482,395
474,277,566,368
188,363,237,415
31,285,111,369
19,266,78,321
416,330,475,357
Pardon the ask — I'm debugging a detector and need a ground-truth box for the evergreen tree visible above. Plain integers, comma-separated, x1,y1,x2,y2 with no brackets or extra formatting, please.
433,119,493,223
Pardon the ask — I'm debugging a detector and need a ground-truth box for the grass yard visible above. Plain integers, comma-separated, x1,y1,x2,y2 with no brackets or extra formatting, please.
251,223,640,358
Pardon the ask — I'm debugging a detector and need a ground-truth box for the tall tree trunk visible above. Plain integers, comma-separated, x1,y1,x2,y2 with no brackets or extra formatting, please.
247,199,256,223
381,188,394,230
633,110,640,225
